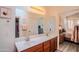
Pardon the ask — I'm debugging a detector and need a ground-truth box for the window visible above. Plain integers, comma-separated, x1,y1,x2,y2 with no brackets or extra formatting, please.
67,20,73,29
76,20,79,25
64,19,74,30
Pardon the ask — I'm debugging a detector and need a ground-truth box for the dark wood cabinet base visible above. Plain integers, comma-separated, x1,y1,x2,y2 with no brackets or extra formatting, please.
59,34,65,44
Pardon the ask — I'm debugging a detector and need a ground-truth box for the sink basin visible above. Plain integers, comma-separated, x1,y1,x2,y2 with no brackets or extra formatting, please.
30,40,37,43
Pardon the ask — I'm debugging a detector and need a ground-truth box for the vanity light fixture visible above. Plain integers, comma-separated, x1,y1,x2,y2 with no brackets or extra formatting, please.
28,6,46,15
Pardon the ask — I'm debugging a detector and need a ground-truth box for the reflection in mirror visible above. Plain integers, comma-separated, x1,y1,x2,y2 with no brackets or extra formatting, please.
15,7,26,38
37,16,44,34
48,16,56,33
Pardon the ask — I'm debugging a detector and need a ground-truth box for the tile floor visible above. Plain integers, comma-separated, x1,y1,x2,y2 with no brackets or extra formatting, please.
57,41,79,52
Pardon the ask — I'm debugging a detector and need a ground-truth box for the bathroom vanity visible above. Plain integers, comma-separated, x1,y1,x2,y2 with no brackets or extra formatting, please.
15,34,57,52
59,33,65,43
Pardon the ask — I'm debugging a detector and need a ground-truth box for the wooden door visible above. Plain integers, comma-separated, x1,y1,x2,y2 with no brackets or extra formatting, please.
43,40,50,52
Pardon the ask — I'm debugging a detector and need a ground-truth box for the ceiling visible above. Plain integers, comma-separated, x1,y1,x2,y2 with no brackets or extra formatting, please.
44,6,79,16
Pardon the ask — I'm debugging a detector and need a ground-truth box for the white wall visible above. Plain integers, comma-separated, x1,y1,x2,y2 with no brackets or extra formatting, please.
0,6,16,52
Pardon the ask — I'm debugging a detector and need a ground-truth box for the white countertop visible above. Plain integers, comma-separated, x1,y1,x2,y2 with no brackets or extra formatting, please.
15,34,57,52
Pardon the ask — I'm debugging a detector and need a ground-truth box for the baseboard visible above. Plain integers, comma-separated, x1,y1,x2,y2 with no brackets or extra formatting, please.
64,37,79,45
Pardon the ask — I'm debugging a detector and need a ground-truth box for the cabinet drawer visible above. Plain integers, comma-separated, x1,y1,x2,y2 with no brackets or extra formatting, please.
43,40,50,52
35,48,43,52
44,40,50,46
44,44,50,49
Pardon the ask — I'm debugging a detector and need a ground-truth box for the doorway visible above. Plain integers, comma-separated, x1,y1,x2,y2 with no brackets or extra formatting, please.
59,16,79,52
15,17,19,38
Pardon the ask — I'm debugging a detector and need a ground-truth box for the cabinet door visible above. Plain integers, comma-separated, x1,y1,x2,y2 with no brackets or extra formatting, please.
50,37,57,52
59,34,64,43
54,38,57,50
50,39,55,51
43,40,50,52
44,46,50,52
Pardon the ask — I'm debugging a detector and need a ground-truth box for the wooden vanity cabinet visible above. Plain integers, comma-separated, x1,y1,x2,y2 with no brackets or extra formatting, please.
20,37,57,52
50,37,57,52
43,40,51,52
59,34,65,43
